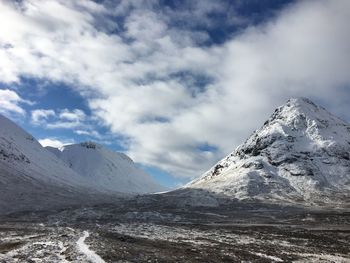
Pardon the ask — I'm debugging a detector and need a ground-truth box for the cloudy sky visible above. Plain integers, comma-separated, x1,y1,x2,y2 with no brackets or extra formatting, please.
0,0,349,187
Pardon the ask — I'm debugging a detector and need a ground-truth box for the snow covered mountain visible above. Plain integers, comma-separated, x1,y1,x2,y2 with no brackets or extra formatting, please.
188,98,350,204
0,114,94,188
0,114,108,213
46,142,164,194
0,114,163,214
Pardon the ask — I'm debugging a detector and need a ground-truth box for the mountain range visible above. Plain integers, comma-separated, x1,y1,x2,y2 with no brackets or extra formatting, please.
0,114,163,213
1,97,349,214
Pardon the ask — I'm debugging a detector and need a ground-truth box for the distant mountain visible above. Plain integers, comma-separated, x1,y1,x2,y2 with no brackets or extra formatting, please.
46,142,164,194
0,114,103,214
187,98,350,205
0,114,163,214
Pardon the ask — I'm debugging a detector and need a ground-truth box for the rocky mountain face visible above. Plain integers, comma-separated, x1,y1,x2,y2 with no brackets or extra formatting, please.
46,142,164,194
188,98,350,205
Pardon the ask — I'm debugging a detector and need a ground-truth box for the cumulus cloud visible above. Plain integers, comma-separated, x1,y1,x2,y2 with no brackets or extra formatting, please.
31,108,88,129
31,107,105,141
39,138,74,148
1,0,350,178
0,89,32,116
31,109,55,123
59,109,86,122
74,129,102,139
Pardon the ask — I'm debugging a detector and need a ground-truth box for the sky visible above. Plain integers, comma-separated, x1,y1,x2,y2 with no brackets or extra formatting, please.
0,0,350,188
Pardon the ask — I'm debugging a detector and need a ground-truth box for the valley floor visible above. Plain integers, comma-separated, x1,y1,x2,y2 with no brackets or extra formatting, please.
0,199,349,263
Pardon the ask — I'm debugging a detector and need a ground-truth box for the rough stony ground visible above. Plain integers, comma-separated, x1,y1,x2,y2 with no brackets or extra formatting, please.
0,199,349,262
0,220,349,262
0,195,350,263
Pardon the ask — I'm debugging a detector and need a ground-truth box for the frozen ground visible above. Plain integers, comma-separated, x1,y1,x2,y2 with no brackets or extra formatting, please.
0,196,349,262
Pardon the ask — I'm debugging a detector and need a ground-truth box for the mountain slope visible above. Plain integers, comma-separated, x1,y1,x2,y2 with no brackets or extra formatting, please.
0,114,113,214
0,114,90,188
46,142,164,194
187,98,350,204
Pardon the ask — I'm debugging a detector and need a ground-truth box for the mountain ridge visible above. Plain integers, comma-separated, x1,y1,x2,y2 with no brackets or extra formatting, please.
46,141,165,194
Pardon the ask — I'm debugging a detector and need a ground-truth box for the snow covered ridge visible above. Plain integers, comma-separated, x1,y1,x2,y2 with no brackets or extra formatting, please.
47,141,164,194
188,98,350,204
0,114,90,188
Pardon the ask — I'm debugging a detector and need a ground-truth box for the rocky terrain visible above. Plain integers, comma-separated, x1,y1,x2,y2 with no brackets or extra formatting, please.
0,197,349,262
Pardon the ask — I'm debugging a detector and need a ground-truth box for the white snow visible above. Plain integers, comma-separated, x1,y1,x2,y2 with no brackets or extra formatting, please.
112,223,256,246
0,114,104,214
76,231,106,263
47,141,164,194
0,114,91,188
252,252,283,262
293,253,350,262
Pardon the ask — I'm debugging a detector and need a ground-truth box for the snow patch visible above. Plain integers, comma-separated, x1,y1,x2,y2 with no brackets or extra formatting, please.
76,231,105,263
251,252,283,262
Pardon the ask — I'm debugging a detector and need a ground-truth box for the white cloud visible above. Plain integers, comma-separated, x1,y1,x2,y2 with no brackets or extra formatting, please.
75,129,102,139
59,109,86,122
46,121,81,129
0,89,31,116
1,0,350,178
39,138,74,148
31,109,55,123
31,108,88,129
48,108,86,129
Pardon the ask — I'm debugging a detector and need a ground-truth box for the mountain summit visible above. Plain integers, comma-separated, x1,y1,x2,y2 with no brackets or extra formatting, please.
188,98,350,204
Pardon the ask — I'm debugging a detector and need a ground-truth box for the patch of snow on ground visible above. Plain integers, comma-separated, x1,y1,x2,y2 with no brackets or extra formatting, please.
293,253,350,262
112,223,256,246
77,231,106,263
252,252,283,262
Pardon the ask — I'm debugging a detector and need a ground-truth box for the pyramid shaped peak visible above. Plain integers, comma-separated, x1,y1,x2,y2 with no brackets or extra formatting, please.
286,97,317,106
267,97,346,127
280,97,325,112
188,97,350,204
232,97,350,160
